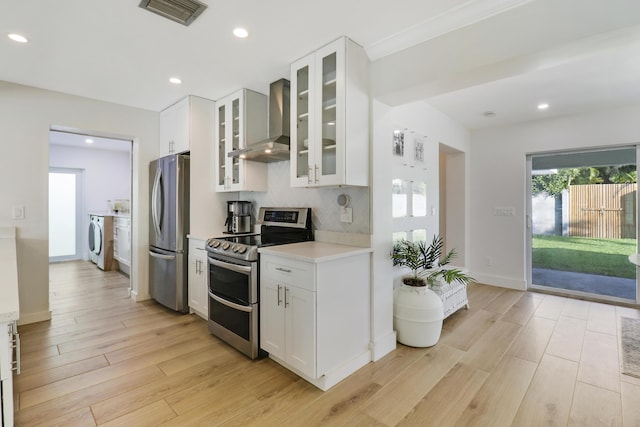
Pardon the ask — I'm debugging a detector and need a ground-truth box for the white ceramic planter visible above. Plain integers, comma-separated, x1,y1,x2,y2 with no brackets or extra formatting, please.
393,283,444,347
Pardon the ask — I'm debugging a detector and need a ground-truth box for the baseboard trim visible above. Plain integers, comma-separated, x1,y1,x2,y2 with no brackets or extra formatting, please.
17,310,52,326
131,290,151,302
472,273,526,291
370,330,397,361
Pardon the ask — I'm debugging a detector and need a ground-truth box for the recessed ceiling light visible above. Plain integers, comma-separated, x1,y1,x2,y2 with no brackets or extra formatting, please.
233,28,249,38
169,77,182,84
85,139,94,144
8,33,28,43
538,103,549,110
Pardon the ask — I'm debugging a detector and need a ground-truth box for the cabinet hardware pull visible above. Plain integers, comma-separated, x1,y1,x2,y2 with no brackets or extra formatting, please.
314,164,320,183
277,284,282,306
284,286,290,308
275,267,291,273
11,322,20,374
308,167,313,184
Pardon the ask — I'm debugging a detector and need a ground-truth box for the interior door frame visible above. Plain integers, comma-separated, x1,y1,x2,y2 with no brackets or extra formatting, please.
525,146,639,305
49,166,85,262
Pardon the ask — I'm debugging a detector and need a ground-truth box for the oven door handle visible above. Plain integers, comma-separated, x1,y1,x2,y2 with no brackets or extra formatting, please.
209,292,253,313
209,258,252,274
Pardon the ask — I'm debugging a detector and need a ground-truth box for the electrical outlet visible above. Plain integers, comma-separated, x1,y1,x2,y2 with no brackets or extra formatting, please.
340,207,353,224
485,257,491,266
12,205,25,219
494,206,515,216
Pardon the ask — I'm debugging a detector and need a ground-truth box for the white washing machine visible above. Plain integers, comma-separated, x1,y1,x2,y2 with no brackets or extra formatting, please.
88,214,113,270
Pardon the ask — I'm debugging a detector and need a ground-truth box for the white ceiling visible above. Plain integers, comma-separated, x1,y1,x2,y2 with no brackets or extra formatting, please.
2,0,640,131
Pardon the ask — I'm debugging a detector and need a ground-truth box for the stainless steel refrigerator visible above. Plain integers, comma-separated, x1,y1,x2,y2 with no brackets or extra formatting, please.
149,153,190,313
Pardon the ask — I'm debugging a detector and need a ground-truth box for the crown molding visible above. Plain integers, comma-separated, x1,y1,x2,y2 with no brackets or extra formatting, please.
365,0,534,60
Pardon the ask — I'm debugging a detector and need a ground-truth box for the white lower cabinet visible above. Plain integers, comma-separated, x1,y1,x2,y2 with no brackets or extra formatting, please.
188,238,208,319
113,216,131,274
261,266,316,377
259,245,371,391
1,321,18,426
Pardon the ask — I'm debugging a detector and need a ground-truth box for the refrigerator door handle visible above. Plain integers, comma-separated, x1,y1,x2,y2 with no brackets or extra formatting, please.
151,167,163,238
149,250,176,260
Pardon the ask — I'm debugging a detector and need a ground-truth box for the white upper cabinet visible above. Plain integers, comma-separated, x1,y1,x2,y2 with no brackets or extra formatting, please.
291,37,369,188
159,97,190,157
215,89,268,192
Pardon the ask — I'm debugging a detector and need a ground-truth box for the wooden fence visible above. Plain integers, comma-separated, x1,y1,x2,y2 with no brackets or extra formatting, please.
569,183,636,239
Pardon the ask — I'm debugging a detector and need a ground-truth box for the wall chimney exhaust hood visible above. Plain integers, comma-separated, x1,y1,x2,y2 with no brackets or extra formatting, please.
228,79,290,163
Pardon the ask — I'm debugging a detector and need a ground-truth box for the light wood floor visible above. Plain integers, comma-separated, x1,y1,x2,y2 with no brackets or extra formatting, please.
13,261,640,426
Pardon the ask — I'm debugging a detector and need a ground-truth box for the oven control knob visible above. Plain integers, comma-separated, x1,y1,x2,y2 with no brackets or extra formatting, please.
211,241,221,248
222,242,231,250
236,246,247,254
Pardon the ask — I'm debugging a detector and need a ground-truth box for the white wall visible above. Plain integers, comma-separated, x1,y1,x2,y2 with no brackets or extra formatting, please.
469,104,640,290
370,99,471,360
0,81,158,324
50,145,130,214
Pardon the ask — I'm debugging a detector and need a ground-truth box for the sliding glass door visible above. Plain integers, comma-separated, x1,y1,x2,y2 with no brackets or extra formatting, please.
527,147,638,302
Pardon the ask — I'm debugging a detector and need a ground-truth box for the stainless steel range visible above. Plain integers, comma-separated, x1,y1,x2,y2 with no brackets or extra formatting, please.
205,207,312,359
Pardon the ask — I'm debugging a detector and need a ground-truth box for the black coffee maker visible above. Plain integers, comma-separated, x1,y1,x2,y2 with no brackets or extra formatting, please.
225,201,252,234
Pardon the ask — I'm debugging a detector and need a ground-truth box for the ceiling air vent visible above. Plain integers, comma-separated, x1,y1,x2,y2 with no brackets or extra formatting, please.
139,0,207,26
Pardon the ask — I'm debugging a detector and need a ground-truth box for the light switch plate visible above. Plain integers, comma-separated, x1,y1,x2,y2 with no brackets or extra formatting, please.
12,205,25,219
340,207,353,224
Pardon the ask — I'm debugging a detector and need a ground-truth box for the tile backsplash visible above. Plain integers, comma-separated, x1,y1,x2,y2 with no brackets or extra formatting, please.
239,161,370,234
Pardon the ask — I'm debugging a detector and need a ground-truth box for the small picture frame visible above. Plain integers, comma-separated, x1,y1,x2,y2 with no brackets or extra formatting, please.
393,130,404,157
415,140,424,162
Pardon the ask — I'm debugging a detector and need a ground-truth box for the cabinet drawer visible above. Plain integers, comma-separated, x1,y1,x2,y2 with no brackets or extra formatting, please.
261,255,314,291
114,217,130,227
189,238,206,252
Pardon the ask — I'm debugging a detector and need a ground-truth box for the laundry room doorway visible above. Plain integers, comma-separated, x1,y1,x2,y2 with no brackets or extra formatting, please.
48,130,133,274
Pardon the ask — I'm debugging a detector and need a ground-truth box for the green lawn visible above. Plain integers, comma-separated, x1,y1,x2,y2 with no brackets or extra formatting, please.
532,235,637,279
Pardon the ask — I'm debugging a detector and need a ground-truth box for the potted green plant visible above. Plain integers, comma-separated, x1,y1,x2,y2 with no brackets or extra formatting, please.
390,235,474,347
391,235,474,288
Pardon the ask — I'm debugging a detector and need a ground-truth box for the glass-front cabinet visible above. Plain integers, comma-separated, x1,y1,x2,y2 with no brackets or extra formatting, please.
215,89,268,192
291,37,369,188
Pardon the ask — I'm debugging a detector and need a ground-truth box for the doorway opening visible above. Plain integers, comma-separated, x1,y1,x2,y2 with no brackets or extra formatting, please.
440,144,466,266
48,130,133,288
527,147,638,303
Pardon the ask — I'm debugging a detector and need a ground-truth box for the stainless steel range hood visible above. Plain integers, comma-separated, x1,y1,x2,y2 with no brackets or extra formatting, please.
228,79,290,163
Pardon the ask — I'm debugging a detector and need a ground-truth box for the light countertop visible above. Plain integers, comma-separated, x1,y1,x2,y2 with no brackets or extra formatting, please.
258,241,372,263
0,227,20,323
